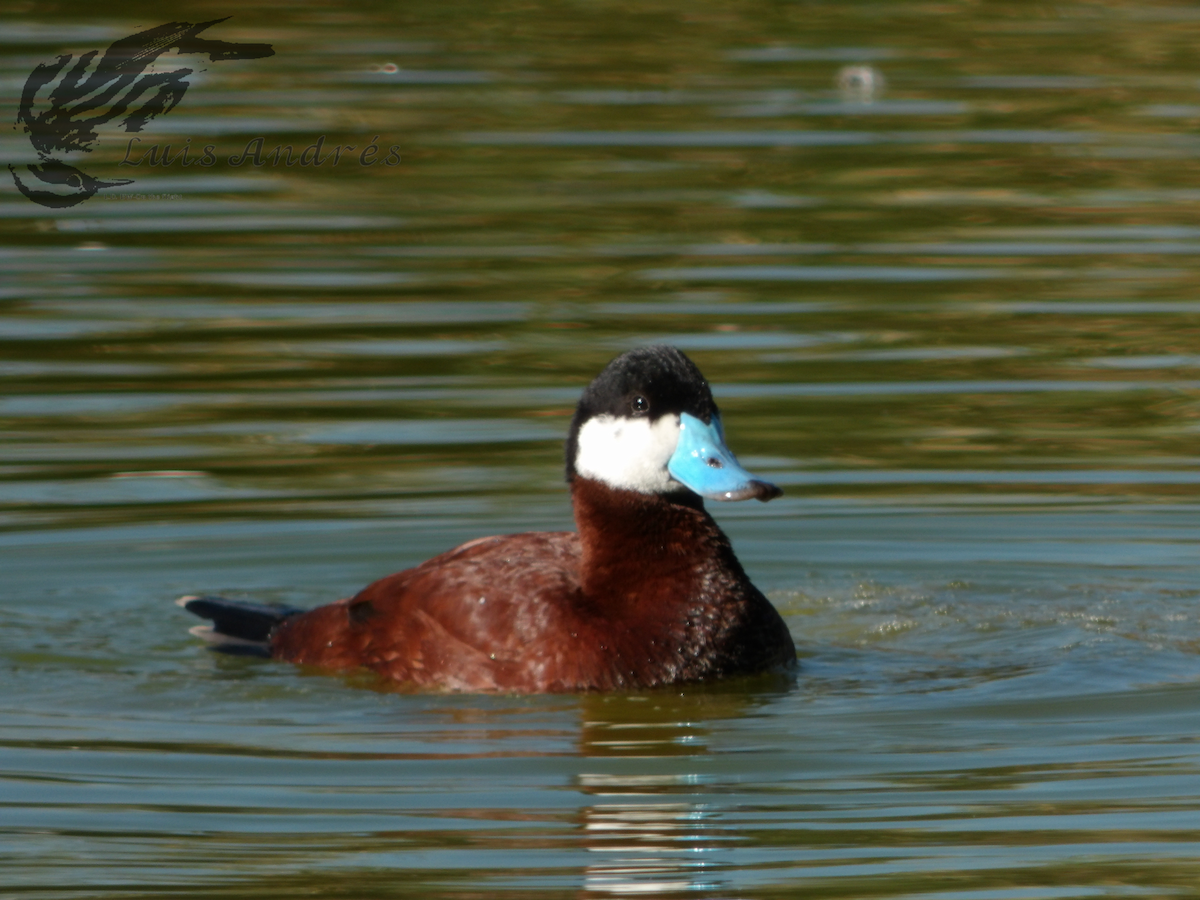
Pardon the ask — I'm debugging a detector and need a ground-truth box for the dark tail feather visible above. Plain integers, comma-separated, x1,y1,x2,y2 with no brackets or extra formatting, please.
178,594,302,657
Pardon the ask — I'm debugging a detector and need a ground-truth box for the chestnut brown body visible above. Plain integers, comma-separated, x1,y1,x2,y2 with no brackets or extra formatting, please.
271,478,795,691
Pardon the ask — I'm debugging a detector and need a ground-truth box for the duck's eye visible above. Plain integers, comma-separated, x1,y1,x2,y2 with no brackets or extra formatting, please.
630,395,649,415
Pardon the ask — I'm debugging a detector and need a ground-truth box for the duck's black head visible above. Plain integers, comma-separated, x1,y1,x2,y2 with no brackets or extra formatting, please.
565,345,781,503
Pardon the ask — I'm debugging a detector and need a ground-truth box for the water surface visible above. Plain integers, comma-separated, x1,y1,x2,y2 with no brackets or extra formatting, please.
2,2,1200,897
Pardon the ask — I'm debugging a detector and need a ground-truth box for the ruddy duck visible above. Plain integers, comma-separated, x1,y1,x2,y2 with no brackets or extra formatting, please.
181,345,795,691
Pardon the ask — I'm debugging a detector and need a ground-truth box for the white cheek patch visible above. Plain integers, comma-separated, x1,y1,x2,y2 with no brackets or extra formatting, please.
574,413,682,494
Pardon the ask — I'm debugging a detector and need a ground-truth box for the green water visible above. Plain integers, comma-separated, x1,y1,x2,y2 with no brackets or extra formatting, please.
3,1,1200,897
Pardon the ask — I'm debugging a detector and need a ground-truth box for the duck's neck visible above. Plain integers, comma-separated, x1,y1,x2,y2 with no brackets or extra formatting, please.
570,477,739,601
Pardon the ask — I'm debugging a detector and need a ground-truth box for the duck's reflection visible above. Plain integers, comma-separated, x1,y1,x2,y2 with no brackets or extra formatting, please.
580,789,722,896
574,683,783,897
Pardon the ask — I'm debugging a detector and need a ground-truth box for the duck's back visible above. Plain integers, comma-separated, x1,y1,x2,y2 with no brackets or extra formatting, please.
271,532,586,691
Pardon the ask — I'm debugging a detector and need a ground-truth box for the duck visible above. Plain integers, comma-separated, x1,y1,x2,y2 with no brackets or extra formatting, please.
180,345,796,692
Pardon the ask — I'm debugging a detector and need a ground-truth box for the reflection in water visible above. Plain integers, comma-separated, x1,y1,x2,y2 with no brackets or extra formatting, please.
582,797,718,897
580,734,718,893
575,690,775,897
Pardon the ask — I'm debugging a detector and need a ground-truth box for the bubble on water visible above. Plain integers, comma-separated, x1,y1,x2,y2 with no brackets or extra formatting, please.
837,64,885,101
